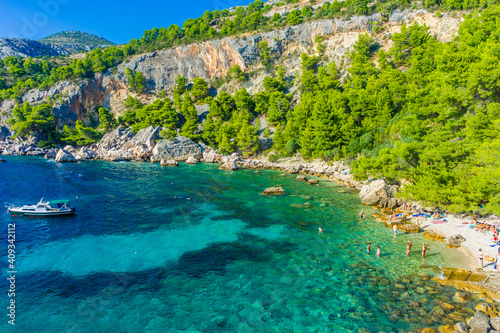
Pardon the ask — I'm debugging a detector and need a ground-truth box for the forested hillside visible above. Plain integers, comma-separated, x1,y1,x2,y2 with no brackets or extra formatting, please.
3,1,500,214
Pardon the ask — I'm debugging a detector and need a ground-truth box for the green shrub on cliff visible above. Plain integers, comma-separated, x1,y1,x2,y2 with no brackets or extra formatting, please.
8,102,56,140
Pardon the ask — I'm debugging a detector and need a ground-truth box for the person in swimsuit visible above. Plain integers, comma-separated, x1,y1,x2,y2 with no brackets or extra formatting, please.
393,224,397,236
422,242,427,258
319,226,323,233
496,249,500,273
478,249,484,269
376,246,381,257
406,241,412,256
367,243,371,254
359,210,364,218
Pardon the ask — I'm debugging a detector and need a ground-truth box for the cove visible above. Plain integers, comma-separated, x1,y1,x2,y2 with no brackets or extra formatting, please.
0,156,471,332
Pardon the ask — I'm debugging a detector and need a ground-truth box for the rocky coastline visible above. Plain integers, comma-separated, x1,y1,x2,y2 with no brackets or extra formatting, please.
2,128,500,332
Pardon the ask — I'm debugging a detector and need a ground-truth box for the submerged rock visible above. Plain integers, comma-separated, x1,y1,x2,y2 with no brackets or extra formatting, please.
55,149,77,162
262,187,285,195
306,179,319,185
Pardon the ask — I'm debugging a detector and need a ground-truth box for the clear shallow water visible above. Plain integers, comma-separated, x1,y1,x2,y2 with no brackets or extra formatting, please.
0,156,469,332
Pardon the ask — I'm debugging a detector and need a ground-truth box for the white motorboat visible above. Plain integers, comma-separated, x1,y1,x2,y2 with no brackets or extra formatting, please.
6,198,76,216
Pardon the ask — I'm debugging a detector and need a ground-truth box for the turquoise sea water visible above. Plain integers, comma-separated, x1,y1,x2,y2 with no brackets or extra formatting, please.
0,156,471,332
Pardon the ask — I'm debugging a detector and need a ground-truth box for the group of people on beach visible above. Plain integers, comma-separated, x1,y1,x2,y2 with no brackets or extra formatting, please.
471,218,499,235
478,248,500,272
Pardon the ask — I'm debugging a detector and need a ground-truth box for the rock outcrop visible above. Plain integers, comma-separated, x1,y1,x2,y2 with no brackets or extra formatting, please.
44,148,58,159
55,149,77,162
447,234,466,248
359,179,400,208
423,230,445,241
185,156,198,164
296,175,307,181
399,224,420,233
160,159,179,167
151,136,202,162
0,38,69,60
219,161,238,171
262,187,285,195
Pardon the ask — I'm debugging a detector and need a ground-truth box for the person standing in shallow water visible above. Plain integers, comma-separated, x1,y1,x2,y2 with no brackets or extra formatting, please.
406,241,412,256
359,210,364,218
422,242,427,258
393,224,398,236
367,243,371,254
376,246,381,257
318,226,323,233
478,248,484,269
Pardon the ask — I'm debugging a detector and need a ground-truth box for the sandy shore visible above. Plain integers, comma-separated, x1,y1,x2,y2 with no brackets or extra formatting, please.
418,214,500,272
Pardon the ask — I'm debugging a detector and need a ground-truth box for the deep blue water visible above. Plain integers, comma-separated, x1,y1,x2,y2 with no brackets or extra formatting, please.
0,156,470,332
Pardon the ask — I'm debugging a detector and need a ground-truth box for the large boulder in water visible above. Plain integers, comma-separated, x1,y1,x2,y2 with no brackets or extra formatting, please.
220,161,238,171
359,179,399,207
75,147,97,160
121,125,162,150
160,159,178,167
185,156,198,164
44,148,58,159
55,149,77,162
151,136,202,162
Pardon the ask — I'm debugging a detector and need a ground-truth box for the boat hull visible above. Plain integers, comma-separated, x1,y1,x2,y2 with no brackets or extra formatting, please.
8,208,76,217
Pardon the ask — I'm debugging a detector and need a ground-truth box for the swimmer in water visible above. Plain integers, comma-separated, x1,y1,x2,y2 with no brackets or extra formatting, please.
376,246,380,257
367,243,371,254
319,226,323,233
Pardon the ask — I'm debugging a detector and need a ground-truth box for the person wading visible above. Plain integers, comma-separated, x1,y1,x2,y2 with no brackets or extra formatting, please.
406,241,412,257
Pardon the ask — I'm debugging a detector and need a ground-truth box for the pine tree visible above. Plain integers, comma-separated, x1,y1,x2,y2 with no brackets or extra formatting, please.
237,121,260,156
299,122,316,159
218,125,234,154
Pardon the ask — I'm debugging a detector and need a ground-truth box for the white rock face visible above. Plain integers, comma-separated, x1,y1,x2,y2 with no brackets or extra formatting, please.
185,156,198,164
359,179,399,207
151,136,202,162
55,149,77,163
219,161,238,171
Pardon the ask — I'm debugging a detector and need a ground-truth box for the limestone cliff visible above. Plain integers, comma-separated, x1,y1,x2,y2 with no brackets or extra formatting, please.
0,9,465,131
